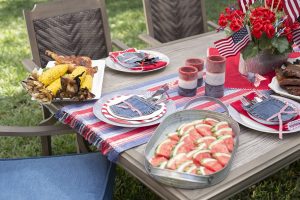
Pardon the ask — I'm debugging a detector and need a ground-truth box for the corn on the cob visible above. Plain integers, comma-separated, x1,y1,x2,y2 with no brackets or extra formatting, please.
38,64,68,86
46,78,61,96
70,66,87,82
80,74,93,91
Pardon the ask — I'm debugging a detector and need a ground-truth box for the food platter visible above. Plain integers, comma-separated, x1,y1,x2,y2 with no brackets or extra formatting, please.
228,95,300,134
144,96,240,189
105,50,170,73
46,60,105,101
93,90,176,127
268,77,300,101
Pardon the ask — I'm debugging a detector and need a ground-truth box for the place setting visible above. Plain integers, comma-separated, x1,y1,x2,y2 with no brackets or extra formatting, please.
93,84,176,128
105,48,170,73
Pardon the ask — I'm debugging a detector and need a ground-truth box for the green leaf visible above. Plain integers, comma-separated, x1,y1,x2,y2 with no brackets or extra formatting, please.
241,42,258,60
258,34,272,51
271,37,290,54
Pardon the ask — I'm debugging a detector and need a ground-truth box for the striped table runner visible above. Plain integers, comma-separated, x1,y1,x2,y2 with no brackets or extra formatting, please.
55,73,251,161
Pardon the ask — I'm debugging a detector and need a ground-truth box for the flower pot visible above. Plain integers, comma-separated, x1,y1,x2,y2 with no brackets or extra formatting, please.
239,50,288,75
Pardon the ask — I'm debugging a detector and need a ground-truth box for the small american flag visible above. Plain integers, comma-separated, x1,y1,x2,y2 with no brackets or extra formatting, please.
284,0,300,23
214,26,251,58
293,27,300,46
239,0,256,12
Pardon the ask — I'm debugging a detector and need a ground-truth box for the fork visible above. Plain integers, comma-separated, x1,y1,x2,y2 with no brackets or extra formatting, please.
240,96,251,108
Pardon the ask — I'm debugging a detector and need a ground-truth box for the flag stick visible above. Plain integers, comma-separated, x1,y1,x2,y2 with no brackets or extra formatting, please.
271,0,275,10
275,0,281,12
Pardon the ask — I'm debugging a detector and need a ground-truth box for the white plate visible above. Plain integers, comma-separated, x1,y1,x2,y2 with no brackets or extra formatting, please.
268,77,300,101
105,94,166,121
105,50,170,73
228,95,300,134
46,60,105,101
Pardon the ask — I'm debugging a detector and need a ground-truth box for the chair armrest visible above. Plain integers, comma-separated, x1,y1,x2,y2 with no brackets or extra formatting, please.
0,124,72,137
22,59,39,72
138,33,162,47
207,20,219,30
112,39,130,50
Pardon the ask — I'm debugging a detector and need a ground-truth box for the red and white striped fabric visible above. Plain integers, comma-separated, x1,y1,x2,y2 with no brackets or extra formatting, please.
56,73,252,162
284,0,300,23
238,0,256,12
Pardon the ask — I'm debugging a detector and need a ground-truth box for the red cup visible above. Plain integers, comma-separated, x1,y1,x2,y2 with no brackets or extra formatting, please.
185,58,204,71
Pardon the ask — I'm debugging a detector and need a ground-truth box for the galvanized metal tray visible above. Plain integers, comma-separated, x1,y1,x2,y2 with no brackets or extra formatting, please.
144,96,240,189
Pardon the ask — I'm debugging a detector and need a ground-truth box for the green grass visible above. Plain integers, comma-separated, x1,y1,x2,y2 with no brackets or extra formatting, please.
0,0,299,199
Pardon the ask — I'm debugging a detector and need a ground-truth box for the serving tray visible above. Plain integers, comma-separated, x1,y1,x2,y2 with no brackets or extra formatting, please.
144,96,240,189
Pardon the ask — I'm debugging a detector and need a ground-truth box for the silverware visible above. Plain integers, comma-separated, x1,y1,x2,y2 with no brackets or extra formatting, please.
241,96,252,107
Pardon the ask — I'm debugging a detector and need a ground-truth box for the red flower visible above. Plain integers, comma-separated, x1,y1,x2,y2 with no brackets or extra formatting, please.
218,13,228,27
230,18,243,32
265,24,275,38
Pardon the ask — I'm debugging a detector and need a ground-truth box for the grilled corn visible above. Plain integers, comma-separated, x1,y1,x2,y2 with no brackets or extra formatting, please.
70,66,86,82
38,64,68,86
46,78,61,96
80,74,93,91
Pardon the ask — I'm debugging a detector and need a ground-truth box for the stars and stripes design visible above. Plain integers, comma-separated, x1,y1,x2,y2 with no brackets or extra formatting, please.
293,27,300,46
214,26,251,58
283,0,300,23
238,0,256,12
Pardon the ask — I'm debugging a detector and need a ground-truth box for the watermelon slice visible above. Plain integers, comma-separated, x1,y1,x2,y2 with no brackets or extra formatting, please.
218,135,234,152
195,124,213,136
184,127,202,138
172,142,189,157
214,128,234,137
149,156,168,167
186,149,202,159
193,150,211,166
178,123,195,136
196,142,207,150
179,134,195,148
197,166,214,175
211,121,229,132
196,136,217,146
176,160,194,172
166,153,189,170
155,139,177,158
186,164,197,174
209,140,229,154
201,158,224,172
203,118,219,126
167,132,180,142
158,161,168,169
213,152,231,166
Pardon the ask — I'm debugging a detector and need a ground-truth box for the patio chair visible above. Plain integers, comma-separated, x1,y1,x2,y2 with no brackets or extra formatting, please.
0,128,116,200
140,0,219,46
16,0,129,156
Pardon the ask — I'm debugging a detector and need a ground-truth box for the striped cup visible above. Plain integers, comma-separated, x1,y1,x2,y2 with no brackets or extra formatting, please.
178,66,198,97
205,55,226,98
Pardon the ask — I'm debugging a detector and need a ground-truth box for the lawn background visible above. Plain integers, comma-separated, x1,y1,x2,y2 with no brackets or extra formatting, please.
0,0,299,199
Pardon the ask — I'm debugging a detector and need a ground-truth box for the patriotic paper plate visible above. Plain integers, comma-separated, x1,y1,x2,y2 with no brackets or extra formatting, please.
104,94,166,121
93,90,176,128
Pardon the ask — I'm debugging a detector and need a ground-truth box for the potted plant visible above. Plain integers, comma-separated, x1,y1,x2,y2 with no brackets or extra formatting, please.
216,0,300,75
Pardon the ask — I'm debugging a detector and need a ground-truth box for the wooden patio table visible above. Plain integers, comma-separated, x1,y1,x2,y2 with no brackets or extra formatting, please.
49,32,300,200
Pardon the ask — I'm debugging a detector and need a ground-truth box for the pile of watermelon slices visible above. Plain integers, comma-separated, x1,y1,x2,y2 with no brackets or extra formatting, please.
149,118,235,175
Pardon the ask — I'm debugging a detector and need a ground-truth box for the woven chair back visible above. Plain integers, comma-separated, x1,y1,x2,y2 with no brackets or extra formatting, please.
143,0,208,43
24,0,112,67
